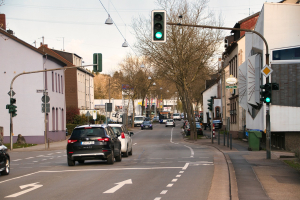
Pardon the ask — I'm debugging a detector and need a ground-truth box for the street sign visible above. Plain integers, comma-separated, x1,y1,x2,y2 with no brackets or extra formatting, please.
226,85,237,89
93,110,97,120
86,111,91,117
8,90,16,97
36,90,44,93
41,95,50,103
261,64,273,77
42,103,50,113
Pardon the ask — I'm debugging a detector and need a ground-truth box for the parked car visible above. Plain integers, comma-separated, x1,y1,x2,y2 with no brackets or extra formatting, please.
134,116,145,127
213,120,223,129
196,122,203,135
0,142,10,175
66,124,122,166
152,116,159,122
166,119,175,127
109,124,133,157
141,121,153,130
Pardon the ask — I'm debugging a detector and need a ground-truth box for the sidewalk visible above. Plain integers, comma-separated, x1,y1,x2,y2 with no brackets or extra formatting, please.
184,129,300,200
8,138,68,152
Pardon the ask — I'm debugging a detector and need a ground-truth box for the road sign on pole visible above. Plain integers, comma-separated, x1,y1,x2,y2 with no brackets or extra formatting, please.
42,103,50,113
41,95,50,103
261,64,273,77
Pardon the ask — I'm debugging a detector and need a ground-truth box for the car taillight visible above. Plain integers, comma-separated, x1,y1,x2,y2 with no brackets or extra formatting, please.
121,132,125,139
84,127,92,129
68,140,77,143
68,152,73,154
98,138,110,142
103,150,108,152
188,129,190,131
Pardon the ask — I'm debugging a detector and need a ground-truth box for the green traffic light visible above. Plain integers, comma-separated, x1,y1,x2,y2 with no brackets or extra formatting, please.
266,97,271,103
155,32,162,39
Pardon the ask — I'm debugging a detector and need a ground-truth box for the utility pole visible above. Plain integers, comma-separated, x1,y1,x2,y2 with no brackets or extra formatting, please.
167,22,271,158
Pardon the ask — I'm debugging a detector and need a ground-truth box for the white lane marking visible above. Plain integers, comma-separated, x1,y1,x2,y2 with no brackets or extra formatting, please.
154,198,161,200
149,158,163,160
133,143,137,145
55,152,61,153
183,145,194,158
47,153,53,155
42,159,47,161
170,128,179,144
5,182,43,198
160,162,171,164
0,166,185,184
179,171,184,173
171,179,177,182
103,179,132,194
176,175,181,178
36,155,44,157
25,157,34,160
166,184,173,187
33,161,38,163
160,190,168,194
57,156,61,158
12,159,22,162
182,163,189,170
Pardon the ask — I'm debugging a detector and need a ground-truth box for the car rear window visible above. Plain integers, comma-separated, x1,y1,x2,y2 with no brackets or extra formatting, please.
143,121,151,124
135,117,144,121
196,123,201,128
111,127,123,135
71,128,105,138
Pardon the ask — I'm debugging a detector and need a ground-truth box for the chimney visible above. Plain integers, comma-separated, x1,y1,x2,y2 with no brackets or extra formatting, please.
0,14,6,30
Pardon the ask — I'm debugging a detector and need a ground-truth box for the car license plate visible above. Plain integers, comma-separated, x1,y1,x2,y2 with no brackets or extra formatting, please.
145,126,148,128
81,141,94,145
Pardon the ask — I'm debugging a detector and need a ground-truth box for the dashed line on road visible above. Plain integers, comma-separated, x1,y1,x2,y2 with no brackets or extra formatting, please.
160,190,168,194
12,159,22,162
171,179,177,182
176,175,181,177
166,184,173,187
25,157,34,160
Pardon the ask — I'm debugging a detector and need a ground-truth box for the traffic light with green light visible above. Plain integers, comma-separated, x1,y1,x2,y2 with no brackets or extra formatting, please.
93,53,102,72
260,83,272,104
6,98,17,117
151,10,166,43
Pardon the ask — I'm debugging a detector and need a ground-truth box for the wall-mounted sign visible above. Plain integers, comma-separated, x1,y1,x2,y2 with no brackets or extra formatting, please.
226,75,238,85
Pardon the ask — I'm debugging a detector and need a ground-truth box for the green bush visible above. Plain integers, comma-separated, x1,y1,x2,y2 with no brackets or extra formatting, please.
66,124,78,135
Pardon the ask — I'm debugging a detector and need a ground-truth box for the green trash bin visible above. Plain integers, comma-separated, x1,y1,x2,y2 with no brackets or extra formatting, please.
248,131,262,151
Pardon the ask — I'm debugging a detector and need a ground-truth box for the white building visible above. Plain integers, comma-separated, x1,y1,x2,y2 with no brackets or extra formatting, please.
0,24,66,144
244,2,300,151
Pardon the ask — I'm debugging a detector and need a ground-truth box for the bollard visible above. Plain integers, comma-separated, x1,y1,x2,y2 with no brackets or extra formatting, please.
224,131,226,146
227,131,229,147
230,134,232,150
218,131,220,145
47,138,50,149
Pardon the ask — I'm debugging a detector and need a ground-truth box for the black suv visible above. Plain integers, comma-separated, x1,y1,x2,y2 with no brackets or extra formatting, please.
0,142,10,175
67,124,122,166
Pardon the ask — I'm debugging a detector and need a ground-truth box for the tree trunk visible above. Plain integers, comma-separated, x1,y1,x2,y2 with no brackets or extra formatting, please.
132,98,135,128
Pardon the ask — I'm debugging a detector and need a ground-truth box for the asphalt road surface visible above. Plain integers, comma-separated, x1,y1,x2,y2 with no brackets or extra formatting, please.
0,123,219,200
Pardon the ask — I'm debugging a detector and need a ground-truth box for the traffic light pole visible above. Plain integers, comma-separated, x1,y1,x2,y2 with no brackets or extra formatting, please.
8,64,96,151
167,22,271,159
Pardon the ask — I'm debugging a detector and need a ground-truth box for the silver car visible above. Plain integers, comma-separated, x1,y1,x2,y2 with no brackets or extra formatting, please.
165,119,175,127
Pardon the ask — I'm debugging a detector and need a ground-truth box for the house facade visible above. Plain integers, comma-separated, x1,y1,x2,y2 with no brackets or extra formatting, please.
0,21,66,144
244,2,300,151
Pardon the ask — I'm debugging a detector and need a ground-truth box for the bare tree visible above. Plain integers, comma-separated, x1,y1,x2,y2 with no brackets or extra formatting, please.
132,0,223,140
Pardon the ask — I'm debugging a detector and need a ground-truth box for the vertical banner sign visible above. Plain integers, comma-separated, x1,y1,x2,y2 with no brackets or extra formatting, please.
145,98,147,109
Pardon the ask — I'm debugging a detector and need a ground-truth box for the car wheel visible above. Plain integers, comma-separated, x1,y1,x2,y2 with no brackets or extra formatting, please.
67,158,75,166
1,158,10,175
128,147,133,156
107,150,114,165
115,149,122,162
123,146,129,157
78,160,84,164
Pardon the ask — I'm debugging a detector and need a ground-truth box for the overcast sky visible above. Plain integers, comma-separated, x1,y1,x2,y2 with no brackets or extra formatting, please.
0,0,271,74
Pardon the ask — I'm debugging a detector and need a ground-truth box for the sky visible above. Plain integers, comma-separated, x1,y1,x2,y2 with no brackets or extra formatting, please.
0,0,272,74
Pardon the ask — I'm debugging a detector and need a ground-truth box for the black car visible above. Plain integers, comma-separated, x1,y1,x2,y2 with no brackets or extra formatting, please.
0,142,10,175
213,120,223,129
67,124,122,166
141,121,153,130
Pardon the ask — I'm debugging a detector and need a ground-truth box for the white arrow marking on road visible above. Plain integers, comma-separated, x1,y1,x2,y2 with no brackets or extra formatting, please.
5,182,43,198
103,179,132,194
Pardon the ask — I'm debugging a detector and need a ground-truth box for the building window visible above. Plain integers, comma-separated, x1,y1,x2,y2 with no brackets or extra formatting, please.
58,74,60,93
61,75,63,94
61,109,64,130
52,72,54,92
52,107,55,131
229,56,238,78
55,73,57,93
56,108,58,131
273,47,300,60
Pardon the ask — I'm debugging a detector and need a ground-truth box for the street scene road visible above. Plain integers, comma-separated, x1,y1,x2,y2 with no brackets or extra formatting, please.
0,123,226,200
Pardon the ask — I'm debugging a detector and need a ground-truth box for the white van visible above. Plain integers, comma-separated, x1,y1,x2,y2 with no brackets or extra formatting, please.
173,113,181,121
134,116,145,127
